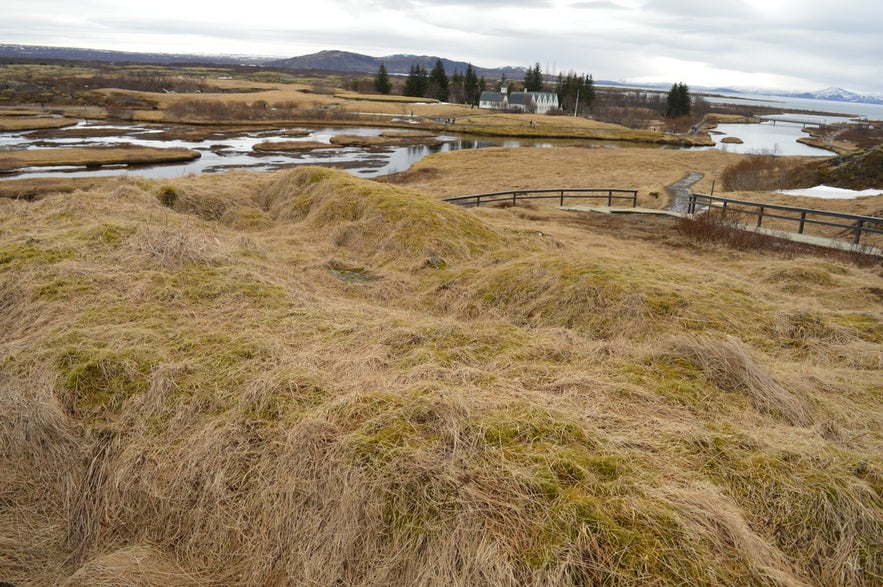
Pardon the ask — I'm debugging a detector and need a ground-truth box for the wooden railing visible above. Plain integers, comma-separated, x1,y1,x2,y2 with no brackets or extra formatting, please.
443,188,638,208
687,192,883,246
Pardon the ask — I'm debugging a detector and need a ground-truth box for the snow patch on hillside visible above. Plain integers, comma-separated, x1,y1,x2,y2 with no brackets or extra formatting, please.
777,185,883,199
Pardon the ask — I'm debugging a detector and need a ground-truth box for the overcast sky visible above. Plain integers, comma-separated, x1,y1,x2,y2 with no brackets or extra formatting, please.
3,0,882,94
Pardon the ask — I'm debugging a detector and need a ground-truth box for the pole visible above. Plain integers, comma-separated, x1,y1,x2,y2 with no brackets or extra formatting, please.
574,88,579,117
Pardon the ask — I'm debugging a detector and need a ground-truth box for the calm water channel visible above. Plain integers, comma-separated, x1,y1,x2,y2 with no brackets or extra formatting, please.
709,116,846,156
0,115,838,181
0,121,655,181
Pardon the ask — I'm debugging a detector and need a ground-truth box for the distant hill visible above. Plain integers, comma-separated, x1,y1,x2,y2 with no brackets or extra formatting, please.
266,50,526,78
0,43,267,66
0,44,526,79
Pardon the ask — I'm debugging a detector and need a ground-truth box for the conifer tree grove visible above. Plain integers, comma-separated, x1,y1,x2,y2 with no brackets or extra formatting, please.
524,62,544,92
665,82,691,117
428,59,449,102
449,70,464,103
464,64,481,106
403,64,429,97
374,63,392,94
556,71,596,114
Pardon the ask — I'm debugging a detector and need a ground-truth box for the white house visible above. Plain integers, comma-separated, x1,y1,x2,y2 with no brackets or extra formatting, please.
524,92,559,114
479,90,508,110
478,87,560,114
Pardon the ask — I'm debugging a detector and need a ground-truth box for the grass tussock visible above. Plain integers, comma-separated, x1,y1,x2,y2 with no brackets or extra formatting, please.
657,334,814,426
1,166,881,586
432,256,694,338
258,167,502,262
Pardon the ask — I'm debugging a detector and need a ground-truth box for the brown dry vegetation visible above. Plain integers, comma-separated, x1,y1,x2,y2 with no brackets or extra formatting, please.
1,164,881,587
2,64,714,149
0,145,201,172
252,140,337,152
329,133,442,147
0,115,78,131
382,146,740,205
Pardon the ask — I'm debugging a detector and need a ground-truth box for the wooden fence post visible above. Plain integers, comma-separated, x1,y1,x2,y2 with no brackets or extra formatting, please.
854,220,864,245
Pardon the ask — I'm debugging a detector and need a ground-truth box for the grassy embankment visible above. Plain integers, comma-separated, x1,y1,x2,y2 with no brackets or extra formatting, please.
1,162,881,586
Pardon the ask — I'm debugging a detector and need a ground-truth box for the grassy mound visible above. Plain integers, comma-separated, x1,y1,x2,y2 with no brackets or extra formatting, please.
258,167,501,263
1,168,880,586
810,145,883,190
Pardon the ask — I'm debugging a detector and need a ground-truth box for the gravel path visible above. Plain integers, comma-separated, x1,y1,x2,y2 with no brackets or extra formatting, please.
665,171,704,213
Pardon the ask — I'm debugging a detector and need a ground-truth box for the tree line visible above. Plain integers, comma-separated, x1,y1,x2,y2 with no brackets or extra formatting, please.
374,59,693,120
375,59,485,106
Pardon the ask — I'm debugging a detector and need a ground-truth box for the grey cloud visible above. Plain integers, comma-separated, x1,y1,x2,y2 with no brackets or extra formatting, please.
360,0,550,8
569,1,628,9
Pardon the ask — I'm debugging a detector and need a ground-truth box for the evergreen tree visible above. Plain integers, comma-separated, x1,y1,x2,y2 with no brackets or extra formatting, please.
665,82,691,117
403,64,429,98
556,71,597,115
464,64,481,106
524,62,544,92
449,70,465,104
556,71,579,112
583,74,596,111
373,63,392,95
428,58,449,102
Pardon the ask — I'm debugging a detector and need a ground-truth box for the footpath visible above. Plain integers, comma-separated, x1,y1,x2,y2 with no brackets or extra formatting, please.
561,169,883,258
560,204,883,257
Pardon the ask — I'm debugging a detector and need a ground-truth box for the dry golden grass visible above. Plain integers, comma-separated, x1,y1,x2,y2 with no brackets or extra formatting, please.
88,79,707,144
1,165,880,586
329,134,441,147
383,145,742,206
102,83,342,119
737,190,883,217
706,114,762,125
253,140,336,152
432,112,712,144
0,115,78,131
338,99,473,117
0,145,200,171
0,176,118,200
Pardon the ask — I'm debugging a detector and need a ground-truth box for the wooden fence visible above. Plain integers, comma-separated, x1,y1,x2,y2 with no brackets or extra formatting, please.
687,192,883,247
443,188,638,208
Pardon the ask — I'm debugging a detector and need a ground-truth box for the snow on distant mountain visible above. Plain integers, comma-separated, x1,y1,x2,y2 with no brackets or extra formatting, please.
618,79,883,106
716,85,883,105
792,87,883,105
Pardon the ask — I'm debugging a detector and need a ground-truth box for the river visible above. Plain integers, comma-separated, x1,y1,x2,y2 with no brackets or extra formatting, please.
0,121,656,181
0,104,868,181
707,119,836,156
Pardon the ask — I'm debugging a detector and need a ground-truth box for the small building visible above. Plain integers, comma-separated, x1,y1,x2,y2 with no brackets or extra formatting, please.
479,90,508,110
527,92,560,114
478,89,560,114
507,91,535,112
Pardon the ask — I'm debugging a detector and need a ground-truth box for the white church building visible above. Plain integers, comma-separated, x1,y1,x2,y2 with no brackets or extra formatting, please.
478,87,559,114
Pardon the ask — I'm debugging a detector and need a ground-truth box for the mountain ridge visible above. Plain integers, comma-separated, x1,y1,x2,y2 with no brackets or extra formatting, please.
264,50,526,78
1,43,881,105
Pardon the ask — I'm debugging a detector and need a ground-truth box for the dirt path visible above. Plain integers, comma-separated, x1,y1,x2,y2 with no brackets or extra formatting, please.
665,171,704,212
